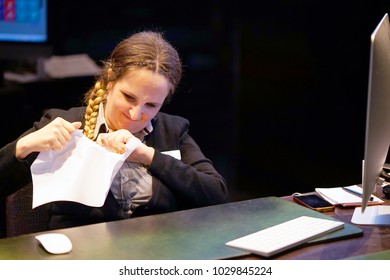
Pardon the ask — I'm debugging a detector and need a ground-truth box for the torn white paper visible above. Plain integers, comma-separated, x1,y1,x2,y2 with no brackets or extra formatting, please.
31,130,141,208
161,149,181,160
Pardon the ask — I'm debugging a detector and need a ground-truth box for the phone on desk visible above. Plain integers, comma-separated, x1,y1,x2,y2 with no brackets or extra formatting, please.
293,193,335,212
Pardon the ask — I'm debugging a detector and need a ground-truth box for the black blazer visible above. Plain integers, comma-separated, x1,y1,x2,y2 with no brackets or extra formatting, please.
0,107,228,230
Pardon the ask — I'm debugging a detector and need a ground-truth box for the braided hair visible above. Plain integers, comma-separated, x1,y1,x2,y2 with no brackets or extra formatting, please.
83,31,183,140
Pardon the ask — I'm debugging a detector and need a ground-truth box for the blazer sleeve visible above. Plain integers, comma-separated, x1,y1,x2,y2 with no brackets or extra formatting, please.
0,107,85,196
147,113,228,208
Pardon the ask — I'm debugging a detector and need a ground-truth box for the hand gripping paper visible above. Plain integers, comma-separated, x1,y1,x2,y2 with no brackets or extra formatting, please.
31,130,142,208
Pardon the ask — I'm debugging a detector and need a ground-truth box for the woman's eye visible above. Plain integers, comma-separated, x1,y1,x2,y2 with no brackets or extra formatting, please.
124,94,136,101
146,103,157,109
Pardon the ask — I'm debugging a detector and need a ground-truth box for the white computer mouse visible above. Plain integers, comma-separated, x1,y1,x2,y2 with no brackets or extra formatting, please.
35,233,72,254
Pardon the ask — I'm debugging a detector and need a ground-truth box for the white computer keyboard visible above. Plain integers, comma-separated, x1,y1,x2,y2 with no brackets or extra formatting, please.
225,215,344,257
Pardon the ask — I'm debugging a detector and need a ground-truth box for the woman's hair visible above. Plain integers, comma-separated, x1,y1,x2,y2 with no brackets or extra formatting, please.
83,31,183,139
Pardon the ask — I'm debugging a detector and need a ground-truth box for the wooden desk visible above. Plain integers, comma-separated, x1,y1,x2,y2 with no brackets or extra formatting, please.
0,194,388,260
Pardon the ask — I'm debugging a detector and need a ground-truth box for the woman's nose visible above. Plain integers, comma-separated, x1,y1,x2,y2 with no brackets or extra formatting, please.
129,106,142,120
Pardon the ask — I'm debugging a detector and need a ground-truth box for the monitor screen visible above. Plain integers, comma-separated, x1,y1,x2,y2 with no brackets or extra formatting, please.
362,13,390,211
0,0,47,43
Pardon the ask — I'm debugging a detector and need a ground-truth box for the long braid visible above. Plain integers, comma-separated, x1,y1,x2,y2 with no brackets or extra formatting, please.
83,80,107,140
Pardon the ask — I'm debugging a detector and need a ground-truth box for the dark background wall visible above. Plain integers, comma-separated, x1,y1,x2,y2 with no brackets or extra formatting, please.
1,0,390,202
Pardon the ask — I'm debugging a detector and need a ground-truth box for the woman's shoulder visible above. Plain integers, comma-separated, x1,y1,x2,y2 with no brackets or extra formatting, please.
149,113,191,147
154,112,189,129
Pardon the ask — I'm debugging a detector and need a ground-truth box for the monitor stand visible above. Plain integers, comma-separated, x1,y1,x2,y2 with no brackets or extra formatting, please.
351,205,390,225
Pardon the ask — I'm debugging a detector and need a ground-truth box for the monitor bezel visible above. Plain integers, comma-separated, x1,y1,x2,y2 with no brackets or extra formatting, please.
361,13,390,211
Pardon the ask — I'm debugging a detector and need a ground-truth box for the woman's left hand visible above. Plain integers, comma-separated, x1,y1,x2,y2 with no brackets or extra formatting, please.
96,129,132,154
96,130,155,166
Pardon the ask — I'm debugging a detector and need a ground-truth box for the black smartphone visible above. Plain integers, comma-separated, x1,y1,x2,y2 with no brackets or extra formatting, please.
293,194,335,212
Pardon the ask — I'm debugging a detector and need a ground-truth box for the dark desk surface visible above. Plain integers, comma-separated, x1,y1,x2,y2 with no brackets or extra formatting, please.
255,195,390,260
0,193,389,260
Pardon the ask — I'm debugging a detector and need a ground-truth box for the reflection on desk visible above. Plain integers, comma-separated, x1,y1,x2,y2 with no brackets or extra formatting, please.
0,196,376,260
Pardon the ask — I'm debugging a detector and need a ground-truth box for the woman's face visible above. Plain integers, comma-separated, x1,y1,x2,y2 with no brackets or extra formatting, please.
104,69,170,133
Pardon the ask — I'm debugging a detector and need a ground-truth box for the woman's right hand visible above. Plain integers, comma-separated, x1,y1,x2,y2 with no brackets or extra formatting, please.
15,117,82,160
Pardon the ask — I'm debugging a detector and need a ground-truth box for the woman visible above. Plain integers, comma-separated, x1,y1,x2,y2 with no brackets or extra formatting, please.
0,31,228,230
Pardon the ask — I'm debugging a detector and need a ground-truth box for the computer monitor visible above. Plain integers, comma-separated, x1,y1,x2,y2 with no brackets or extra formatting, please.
0,0,48,43
0,0,51,83
361,13,390,212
